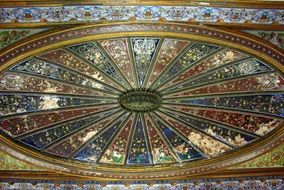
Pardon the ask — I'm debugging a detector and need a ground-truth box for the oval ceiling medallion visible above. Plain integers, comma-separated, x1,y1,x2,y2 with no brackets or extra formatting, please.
0,23,284,180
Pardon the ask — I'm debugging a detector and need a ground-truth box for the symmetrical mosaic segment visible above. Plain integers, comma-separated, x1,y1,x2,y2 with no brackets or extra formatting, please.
127,115,151,164
0,35,283,168
131,38,160,87
99,38,136,87
146,39,189,88
151,43,219,89
162,58,272,94
68,42,130,89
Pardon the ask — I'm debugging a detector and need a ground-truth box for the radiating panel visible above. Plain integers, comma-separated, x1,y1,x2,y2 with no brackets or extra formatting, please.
164,58,272,94
151,114,205,161
74,113,128,162
67,42,129,89
20,109,118,149
156,112,232,157
99,38,136,87
39,49,123,92
0,94,115,117
127,115,152,164
159,49,246,90
165,106,281,136
0,105,117,137
0,72,109,96
99,114,135,164
144,114,176,164
166,73,284,97
146,39,189,88
152,43,219,89
45,113,121,157
131,38,160,87
160,108,256,147
10,59,116,94
164,94,284,117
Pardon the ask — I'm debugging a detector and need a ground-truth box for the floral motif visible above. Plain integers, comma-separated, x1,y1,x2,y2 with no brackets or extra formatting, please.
147,39,189,87
0,34,283,170
99,115,134,164
0,150,41,170
99,38,136,87
167,94,284,117
161,108,254,147
74,114,128,162
257,31,284,49
166,106,281,135
11,59,110,92
0,30,30,49
0,73,105,96
145,114,176,164
0,94,113,116
168,73,284,97
235,143,284,168
152,115,204,161
158,112,231,157
160,49,246,90
46,114,119,157
0,105,113,137
68,42,129,88
131,38,159,87
1,6,284,25
20,111,114,149
39,49,123,92
127,115,151,164
165,58,271,94
153,43,219,89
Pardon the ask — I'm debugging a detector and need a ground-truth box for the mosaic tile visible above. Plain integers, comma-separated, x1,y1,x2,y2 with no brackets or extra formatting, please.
39,49,123,92
0,105,116,137
144,114,176,164
74,113,128,162
151,114,205,161
68,42,129,89
131,38,160,87
99,114,135,165
99,38,136,87
160,108,256,147
127,115,151,164
164,58,272,94
146,39,189,88
153,43,219,89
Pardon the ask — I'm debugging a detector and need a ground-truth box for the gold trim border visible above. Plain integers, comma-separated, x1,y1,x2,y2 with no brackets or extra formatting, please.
0,22,284,180
1,167,284,181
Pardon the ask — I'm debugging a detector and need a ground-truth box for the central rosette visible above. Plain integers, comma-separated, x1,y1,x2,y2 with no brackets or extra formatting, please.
119,89,162,113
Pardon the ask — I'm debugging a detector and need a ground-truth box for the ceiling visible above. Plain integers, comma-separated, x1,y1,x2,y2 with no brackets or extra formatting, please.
0,22,283,180
0,0,284,184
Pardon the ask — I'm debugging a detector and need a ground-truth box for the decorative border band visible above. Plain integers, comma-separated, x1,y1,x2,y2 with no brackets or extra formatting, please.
0,170,284,188
0,6,284,25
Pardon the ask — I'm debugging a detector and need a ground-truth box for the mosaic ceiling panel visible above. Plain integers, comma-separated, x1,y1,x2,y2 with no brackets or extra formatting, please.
0,23,283,179
1,36,283,165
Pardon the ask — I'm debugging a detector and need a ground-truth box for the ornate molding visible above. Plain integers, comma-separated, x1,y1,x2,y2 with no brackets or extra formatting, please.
0,6,284,27
0,168,284,188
